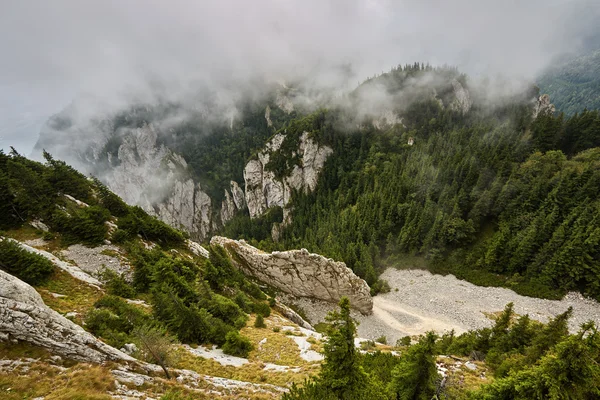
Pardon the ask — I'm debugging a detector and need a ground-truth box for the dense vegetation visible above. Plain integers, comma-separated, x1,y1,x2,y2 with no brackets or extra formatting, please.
284,298,600,400
0,148,185,247
538,49,600,115
0,149,273,358
0,239,54,284
220,64,600,300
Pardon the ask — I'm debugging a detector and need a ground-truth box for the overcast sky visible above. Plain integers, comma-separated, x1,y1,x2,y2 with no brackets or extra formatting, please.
1,0,598,154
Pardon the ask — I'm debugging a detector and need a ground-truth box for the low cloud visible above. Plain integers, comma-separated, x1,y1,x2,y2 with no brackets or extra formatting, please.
1,0,598,153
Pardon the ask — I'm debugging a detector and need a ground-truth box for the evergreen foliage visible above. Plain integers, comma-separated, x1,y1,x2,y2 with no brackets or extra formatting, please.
0,238,54,285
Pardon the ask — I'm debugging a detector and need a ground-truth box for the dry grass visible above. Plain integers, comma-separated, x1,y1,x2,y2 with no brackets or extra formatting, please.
175,314,321,388
36,269,104,322
0,363,115,400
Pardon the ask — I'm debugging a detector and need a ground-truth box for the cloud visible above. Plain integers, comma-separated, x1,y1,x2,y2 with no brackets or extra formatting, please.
1,0,598,153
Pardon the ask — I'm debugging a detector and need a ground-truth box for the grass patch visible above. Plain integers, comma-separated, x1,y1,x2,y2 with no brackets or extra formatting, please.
36,269,104,320
0,363,115,400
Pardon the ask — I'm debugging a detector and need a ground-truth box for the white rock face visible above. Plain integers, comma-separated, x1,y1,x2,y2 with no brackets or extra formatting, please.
244,132,333,219
0,269,134,363
210,237,373,315
230,181,246,210
450,79,472,114
186,239,209,258
98,124,215,240
533,94,556,119
220,190,236,224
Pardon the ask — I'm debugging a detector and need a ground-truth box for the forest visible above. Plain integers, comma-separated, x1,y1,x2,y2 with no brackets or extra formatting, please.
223,64,600,301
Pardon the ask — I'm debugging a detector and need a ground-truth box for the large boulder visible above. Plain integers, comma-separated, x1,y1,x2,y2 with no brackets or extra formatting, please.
210,237,373,315
0,269,134,363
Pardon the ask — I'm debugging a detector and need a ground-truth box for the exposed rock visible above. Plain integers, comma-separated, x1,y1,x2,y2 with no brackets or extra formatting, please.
120,343,138,355
450,79,472,114
220,190,236,223
276,92,294,114
244,159,267,218
64,194,89,208
60,244,130,278
186,239,209,258
210,237,373,314
533,94,556,119
244,132,333,219
230,181,246,210
29,220,49,232
265,105,273,127
0,269,134,363
7,238,102,287
273,302,314,331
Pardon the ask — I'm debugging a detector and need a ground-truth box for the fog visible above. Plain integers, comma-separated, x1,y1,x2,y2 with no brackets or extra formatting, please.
1,0,598,153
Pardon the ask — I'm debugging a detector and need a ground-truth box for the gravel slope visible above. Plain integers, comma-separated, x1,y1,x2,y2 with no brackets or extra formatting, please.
289,268,600,344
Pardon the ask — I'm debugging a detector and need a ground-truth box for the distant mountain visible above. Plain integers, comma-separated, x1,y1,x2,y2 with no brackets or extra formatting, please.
538,49,600,115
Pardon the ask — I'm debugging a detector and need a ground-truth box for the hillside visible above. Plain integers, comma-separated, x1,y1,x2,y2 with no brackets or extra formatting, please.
538,49,600,115
2,136,600,398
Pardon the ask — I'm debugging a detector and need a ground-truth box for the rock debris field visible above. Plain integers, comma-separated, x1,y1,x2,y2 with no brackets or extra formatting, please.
292,268,600,344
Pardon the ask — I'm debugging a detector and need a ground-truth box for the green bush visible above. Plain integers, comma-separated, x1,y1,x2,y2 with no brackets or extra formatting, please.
254,314,266,328
222,331,253,358
252,302,271,317
0,239,54,284
101,268,135,298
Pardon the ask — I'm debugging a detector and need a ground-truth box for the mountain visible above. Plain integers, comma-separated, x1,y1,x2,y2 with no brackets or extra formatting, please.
537,48,600,115
3,70,600,396
34,63,600,300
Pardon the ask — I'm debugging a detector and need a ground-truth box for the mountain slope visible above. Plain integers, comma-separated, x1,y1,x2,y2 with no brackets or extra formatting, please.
538,49,600,115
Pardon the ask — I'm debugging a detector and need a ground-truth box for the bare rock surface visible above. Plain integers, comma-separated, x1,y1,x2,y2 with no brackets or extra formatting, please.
211,237,373,314
186,239,209,258
244,132,332,219
533,94,556,119
61,244,130,278
0,269,133,363
290,268,600,344
8,238,101,287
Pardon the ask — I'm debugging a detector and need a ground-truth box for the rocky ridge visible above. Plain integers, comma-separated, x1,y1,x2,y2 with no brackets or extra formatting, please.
210,236,373,314
0,269,133,363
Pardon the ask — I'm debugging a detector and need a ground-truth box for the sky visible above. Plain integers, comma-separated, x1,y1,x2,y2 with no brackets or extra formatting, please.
1,0,599,154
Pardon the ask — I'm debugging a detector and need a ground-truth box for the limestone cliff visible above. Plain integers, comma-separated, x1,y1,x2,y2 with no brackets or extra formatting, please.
532,94,556,119
210,236,373,314
0,269,134,363
244,132,333,219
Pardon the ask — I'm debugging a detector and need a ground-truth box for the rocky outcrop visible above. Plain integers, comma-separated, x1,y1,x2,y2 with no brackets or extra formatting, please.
230,181,246,210
533,94,556,119
450,79,472,114
210,237,373,314
102,125,215,240
186,239,210,258
10,238,102,287
0,269,134,363
244,132,333,219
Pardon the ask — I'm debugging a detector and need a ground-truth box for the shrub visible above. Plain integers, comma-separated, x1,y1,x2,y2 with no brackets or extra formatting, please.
222,331,253,358
0,239,54,284
252,302,271,317
254,314,266,328
375,335,387,345
101,268,135,298
397,336,412,347
110,229,131,244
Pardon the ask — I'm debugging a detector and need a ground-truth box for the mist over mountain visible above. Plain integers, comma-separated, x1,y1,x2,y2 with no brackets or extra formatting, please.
2,0,600,154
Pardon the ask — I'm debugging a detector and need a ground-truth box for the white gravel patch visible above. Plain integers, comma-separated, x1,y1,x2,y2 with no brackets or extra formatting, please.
183,344,249,367
281,326,324,362
61,244,130,278
287,268,600,345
